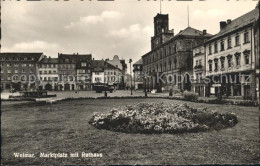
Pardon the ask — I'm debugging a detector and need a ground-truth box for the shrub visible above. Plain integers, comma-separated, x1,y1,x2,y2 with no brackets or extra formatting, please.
183,91,199,101
89,102,238,134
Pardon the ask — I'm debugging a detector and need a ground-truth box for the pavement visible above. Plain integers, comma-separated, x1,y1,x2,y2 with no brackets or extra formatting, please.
0,90,172,100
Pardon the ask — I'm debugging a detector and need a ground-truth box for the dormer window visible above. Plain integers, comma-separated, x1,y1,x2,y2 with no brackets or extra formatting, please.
81,62,87,67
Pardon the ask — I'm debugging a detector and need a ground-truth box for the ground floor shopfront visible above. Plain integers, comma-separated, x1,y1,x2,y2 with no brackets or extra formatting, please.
143,69,193,93
207,71,257,100
1,81,38,92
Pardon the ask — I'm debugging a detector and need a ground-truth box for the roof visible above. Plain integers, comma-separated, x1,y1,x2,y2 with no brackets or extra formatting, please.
133,58,143,65
92,60,105,72
0,52,43,62
40,57,58,64
58,53,92,63
175,27,212,37
207,7,259,42
104,61,121,70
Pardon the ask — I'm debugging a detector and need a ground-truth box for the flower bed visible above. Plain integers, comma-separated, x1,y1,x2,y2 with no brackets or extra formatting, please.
89,102,238,134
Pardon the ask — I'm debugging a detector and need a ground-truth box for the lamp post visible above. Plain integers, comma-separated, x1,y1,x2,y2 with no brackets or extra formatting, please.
129,59,133,95
143,75,147,97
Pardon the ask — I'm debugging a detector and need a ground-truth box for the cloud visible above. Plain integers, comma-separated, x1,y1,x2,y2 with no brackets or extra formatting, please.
2,41,60,57
107,24,153,39
193,9,226,17
65,10,124,29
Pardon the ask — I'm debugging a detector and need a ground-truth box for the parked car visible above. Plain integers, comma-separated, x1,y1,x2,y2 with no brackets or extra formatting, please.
94,85,114,93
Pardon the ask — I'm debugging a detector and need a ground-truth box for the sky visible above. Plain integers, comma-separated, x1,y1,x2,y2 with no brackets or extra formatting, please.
1,0,259,72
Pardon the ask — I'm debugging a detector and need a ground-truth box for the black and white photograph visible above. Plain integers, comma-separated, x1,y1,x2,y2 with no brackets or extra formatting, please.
0,0,260,165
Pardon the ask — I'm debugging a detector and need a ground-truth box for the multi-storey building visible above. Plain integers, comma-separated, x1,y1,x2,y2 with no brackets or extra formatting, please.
38,57,59,91
76,57,92,91
104,62,122,89
58,53,92,91
105,55,127,89
205,6,259,100
142,13,212,93
92,60,105,84
0,52,44,91
192,45,208,97
133,58,143,90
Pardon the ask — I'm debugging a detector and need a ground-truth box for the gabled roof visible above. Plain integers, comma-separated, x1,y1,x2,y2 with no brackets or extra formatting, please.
133,58,143,65
92,60,105,72
175,27,212,37
0,52,43,62
40,57,59,64
207,7,259,42
58,53,92,63
104,61,121,70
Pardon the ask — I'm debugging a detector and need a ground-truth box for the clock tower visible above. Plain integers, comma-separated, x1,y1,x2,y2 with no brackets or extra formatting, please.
151,13,174,50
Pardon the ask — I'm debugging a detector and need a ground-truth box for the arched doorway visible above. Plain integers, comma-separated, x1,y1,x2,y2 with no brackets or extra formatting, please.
45,83,52,91
183,74,191,91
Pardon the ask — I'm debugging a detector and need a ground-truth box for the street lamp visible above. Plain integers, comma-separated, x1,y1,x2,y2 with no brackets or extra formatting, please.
129,59,133,95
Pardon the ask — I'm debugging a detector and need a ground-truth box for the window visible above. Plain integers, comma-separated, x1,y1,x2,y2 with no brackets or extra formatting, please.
7,63,12,67
39,71,42,74
214,42,218,53
235,34,240,46
22,69,26,73
1,64,4,67
22,64,26,67
235,55,240,66
245,55,249,65
220,40,225,51
44,71,47,74
244,31,249,43
209,45,212,55
214,59,218,71
29,64,34,67
49,71,51,74
95,72,99,75
196,60,198,66
15,70,18,74
227,37,232,49
7,69,11,74
228,58,232,68
7,76,11,81
220,58,225,69
79,69,85,74
14,63,19,67
209,60,212,72
81,62,87,67
1,69,3,73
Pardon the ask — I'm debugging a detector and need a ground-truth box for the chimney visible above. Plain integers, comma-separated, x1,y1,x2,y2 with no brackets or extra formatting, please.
93,58,94,60
203,30,207,35
227,19,231,24
77,52,78,55
220,21,227,30
49,56,51,59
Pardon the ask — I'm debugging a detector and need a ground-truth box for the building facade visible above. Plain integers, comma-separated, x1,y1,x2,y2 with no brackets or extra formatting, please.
104,62,122,89
142,13,212,93
0,53,44,91
133,58,143,90
105,55,127,89
92,60,105,84
192,45,208,97
205,6,259,100
58,53,92,91
38,57,59,91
